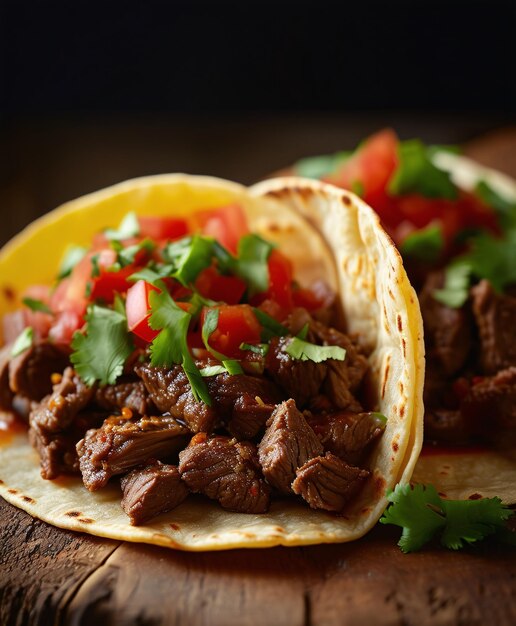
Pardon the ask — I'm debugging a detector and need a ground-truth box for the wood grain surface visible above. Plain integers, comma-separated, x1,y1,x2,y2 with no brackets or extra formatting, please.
1,121,516,626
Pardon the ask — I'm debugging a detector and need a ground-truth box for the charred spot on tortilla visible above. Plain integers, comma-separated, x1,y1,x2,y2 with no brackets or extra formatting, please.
65,511,82,517
468,493,483,500
21,495,34,503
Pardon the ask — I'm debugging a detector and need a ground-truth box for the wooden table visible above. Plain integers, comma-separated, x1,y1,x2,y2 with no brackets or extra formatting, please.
1,119,516,626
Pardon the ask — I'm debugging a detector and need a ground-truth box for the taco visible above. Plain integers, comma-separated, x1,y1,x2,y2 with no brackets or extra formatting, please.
293,130,516,504
0,174,424,550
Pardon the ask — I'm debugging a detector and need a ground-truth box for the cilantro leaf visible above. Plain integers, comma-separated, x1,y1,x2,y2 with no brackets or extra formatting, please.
400,224,444,263
58,245,87,279
22,297,52,314
240,342,269,357
105,212,140,241
381,483,515,553
164,235,214,287
475,180,516,232
295,151,351,179
222,359,244,375
128,264,174,284
148,290,211,404
199,364,227,377
441,497,512,550
381,484,447,553
433,262,472,308
388,140,457,200
115,239,155,268
284,336,346,363
235,234,274,297
11,327,34,357
71,306,134,386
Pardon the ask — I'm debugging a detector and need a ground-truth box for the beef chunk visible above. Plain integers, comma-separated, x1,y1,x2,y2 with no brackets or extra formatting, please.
9,341,70,401
419,272,472,377
136,363,281,437
95,379,154,415
292,452,370,512
136,364,216,432
267,311,367,411
29,411,104,479
178,434,270,513
266,336,327,407
120,462,189,525
208,373,282,439
77,415,190,491
471,280,516,375
257,399,323,494
307,411,385,465
0,344,14,413
461,367,516,435
29,367,95,434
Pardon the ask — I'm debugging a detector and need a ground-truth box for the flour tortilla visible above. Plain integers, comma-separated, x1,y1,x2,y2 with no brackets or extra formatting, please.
0,174,424,550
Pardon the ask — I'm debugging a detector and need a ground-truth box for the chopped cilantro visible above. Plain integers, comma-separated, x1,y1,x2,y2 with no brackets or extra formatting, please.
475,180,516,231
104,212,140,241
164,235,214,287
90,254,101,278
115,239,156,268
148,290,211,404
400,224,444,263
388,140,457,200
381,483,513,553
70,306,134,386
199,364,227,377
252,308,289,342
433,262,472,308
22,297,52,314
128,264,174,284
235,234,274,297
294,151,350,179
284,336,346,363
57,245,87,279
11,327,34,357
222,359,244,375
240,342,269,357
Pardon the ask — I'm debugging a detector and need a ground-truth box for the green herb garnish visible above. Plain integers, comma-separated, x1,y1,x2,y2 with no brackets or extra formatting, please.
284,336,346,363
22,297,52,314
11,327,34,357
71,306,134,386
104,212,140,241
381,483,514,553
295,151,351,179
57,245,87,279
252,308,289,342
400,224,444,263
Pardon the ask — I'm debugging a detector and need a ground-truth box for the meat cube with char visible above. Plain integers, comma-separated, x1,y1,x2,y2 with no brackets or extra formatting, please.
257,399,322,494
120,462,189,525
178,434,270,513
29,367,95,434
292,452,370,512
419,272,473,377
208,373,282,439
306,411,385,465
9,341,70,401
471,280,516,375
135,364,216,433
29,411,105,479
77,414,190,491
94,379,155,416
28,367,97,479
266,336,327,407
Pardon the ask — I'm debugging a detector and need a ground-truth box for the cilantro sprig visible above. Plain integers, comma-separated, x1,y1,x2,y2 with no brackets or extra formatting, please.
22,297,52,314
148,289,211,404
400,224,444,263
11,327,34,357
71,305,135,386
284,336,346,363
381,483,514,553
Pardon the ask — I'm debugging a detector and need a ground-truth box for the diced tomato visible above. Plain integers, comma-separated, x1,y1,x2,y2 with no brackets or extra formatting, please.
198,205,249,254
201,304,261,358
195,266,247,305
264,249,293,313
48,311,83,344
138,216,189,241
325,129,399,217
89,266,135,303
292,287,324,311
126,280,160,343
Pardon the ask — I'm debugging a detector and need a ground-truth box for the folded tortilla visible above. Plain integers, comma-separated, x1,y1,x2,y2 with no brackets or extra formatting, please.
0,174,424,550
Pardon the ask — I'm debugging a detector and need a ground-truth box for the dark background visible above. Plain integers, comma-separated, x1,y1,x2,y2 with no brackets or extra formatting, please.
1,0,516,245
